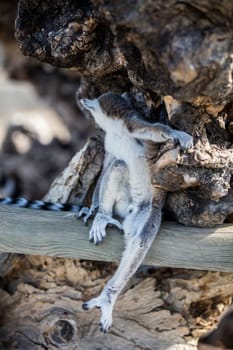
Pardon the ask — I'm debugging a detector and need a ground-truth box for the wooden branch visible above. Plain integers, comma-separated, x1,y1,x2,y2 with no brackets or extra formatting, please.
0,205,232,272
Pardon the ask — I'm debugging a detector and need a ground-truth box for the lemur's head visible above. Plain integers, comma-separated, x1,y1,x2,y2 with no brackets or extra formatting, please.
80,92,132,125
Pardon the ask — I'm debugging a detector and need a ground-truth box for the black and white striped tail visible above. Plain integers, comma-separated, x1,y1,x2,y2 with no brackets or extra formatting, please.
0,197,79,213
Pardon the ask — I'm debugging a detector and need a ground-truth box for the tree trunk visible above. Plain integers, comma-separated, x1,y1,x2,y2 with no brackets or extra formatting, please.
15,0,233,226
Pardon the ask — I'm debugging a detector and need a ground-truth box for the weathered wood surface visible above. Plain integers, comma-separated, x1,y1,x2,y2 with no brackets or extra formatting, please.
1,254,232,350
0,205,232,272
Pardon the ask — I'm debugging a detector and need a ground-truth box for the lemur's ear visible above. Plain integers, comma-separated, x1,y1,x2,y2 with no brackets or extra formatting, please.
80,98,97,111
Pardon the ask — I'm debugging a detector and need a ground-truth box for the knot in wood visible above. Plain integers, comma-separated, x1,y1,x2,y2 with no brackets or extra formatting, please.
42,310,79,348
50,319,75,344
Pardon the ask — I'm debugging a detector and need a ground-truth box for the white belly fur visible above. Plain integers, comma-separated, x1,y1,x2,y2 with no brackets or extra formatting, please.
105,122,153,207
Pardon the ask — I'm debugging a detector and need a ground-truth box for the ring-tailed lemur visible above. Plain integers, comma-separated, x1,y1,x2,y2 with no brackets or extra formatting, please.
78,92,193,333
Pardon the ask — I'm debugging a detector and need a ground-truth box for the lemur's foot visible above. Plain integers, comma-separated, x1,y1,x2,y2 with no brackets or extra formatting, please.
82,295,113,333
89,212,123,244
174,130,193,150
77,206,96,224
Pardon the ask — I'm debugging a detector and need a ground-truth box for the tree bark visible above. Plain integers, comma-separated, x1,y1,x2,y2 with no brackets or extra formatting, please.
15,0,233,226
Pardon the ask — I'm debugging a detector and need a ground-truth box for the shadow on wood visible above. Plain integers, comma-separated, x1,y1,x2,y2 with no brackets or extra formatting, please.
0,205,232,272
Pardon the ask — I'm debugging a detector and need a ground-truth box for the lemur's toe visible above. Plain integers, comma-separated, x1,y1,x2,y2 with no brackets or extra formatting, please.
108,218,123,230
82,296,100,310
100,316,112,333
89,229,105,245
82,303,90,310
83,301,101,310
89,222,107,244
77,207,89,218
100,325,110,334
77,207,95,225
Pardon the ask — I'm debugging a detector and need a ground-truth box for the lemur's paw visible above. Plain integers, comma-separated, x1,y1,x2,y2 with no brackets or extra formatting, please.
82,296,100,310
175,131,193,150
82,296,113,333
100,313,113,333
89,213,123,244
77,207,94,224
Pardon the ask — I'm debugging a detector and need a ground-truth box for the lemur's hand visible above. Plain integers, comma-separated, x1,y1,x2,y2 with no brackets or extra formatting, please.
173,130,193,150
77,205,98,224
89,212,123,245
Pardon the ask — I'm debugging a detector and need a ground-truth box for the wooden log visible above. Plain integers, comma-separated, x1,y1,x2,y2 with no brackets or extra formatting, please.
0,205,232,272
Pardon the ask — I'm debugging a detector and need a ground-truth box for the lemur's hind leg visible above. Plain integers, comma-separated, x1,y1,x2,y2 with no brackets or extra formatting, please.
89,159,129,245
83,190,166,332
78,174,101,224
78,153,115,224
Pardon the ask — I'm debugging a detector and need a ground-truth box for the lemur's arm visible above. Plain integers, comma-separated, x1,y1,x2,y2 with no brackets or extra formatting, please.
126,117,193,150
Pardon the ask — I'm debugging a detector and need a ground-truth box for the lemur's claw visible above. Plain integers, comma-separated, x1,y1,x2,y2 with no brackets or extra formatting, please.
100,314,112,333
100,324,110,334
77,207,89,218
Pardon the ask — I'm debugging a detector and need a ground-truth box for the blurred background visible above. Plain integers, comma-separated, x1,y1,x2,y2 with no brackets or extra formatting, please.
0,1,94,200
